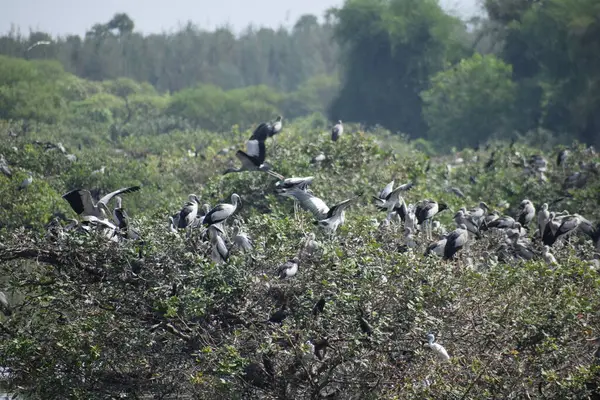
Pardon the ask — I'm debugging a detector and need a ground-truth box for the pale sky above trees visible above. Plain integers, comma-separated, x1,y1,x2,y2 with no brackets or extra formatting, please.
1,0,480,36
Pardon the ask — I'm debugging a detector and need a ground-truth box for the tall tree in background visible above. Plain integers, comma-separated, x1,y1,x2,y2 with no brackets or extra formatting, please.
485,0,600,145
328,0,467,137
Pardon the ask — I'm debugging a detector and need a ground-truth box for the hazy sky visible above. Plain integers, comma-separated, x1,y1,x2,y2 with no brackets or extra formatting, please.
0,0,480,36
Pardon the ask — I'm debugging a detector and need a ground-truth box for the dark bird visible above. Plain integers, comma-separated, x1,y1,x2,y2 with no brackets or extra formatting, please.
443,224,469,260
557,149,569,167
250,116,283,141
313,297,326,316
331,120,343,142
268,308,287,324
358,316,373,336
224,134,284,180
63,186,140,221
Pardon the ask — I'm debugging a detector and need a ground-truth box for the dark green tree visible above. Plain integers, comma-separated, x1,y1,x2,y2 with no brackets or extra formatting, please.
328,0,468,137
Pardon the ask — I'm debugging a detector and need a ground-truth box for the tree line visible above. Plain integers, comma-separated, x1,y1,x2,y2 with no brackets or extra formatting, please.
0,0,598,150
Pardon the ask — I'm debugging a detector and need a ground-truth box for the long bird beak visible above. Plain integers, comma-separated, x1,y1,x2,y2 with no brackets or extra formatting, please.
266,170,285,180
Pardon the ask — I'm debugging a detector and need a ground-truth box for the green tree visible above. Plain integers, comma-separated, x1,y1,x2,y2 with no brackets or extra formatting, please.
328,0,467,137
421,54,516,149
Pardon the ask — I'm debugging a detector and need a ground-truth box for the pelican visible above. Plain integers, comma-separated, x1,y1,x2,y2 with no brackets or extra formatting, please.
63,186,140,221
224,135,284,180
202,194,241,227
331,120,343,142
278,258,299,279
426,334,450,362
18,172,33,190
444,224,468,260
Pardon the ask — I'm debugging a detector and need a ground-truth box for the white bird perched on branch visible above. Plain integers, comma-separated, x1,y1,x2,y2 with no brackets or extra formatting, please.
278,258,299,279
202,194,241,227
426,334,450,362
331,120,343,142
63,186,140,221
175,194,200,229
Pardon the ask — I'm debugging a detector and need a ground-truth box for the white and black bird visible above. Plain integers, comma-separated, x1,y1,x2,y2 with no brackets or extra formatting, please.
275,176,314,193
426,333,450,362
175,194,201,229
63,186,140,221
516,199,535,227
224,134,284,180
557,149,569,168
425,235,447,257
251,116,283,141
202,194,241,227
373,180,414,214
554,214,581,244
209,225,229,264
0,154,11,178
444,224,469,260
18,172,33,190
416,200,448,240
315,197,359,234
301,232,321,258
278,258,299,279
112,197,141,241
331,120,343,142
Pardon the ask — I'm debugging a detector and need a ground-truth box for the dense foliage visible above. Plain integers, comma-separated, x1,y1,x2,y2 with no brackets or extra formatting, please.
1,2,600,397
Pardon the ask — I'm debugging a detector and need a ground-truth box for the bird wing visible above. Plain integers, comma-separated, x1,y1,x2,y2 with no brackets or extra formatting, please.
98,186,141,207
63,189,99,217
245,139,266,164
327,197,358,218
250,123,270,142
236,150,260,169
203,204,234,225
378,180,394,200
178,202,197,228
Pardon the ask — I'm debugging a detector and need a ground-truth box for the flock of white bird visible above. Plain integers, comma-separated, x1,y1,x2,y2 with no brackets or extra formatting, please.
7,116,599,361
